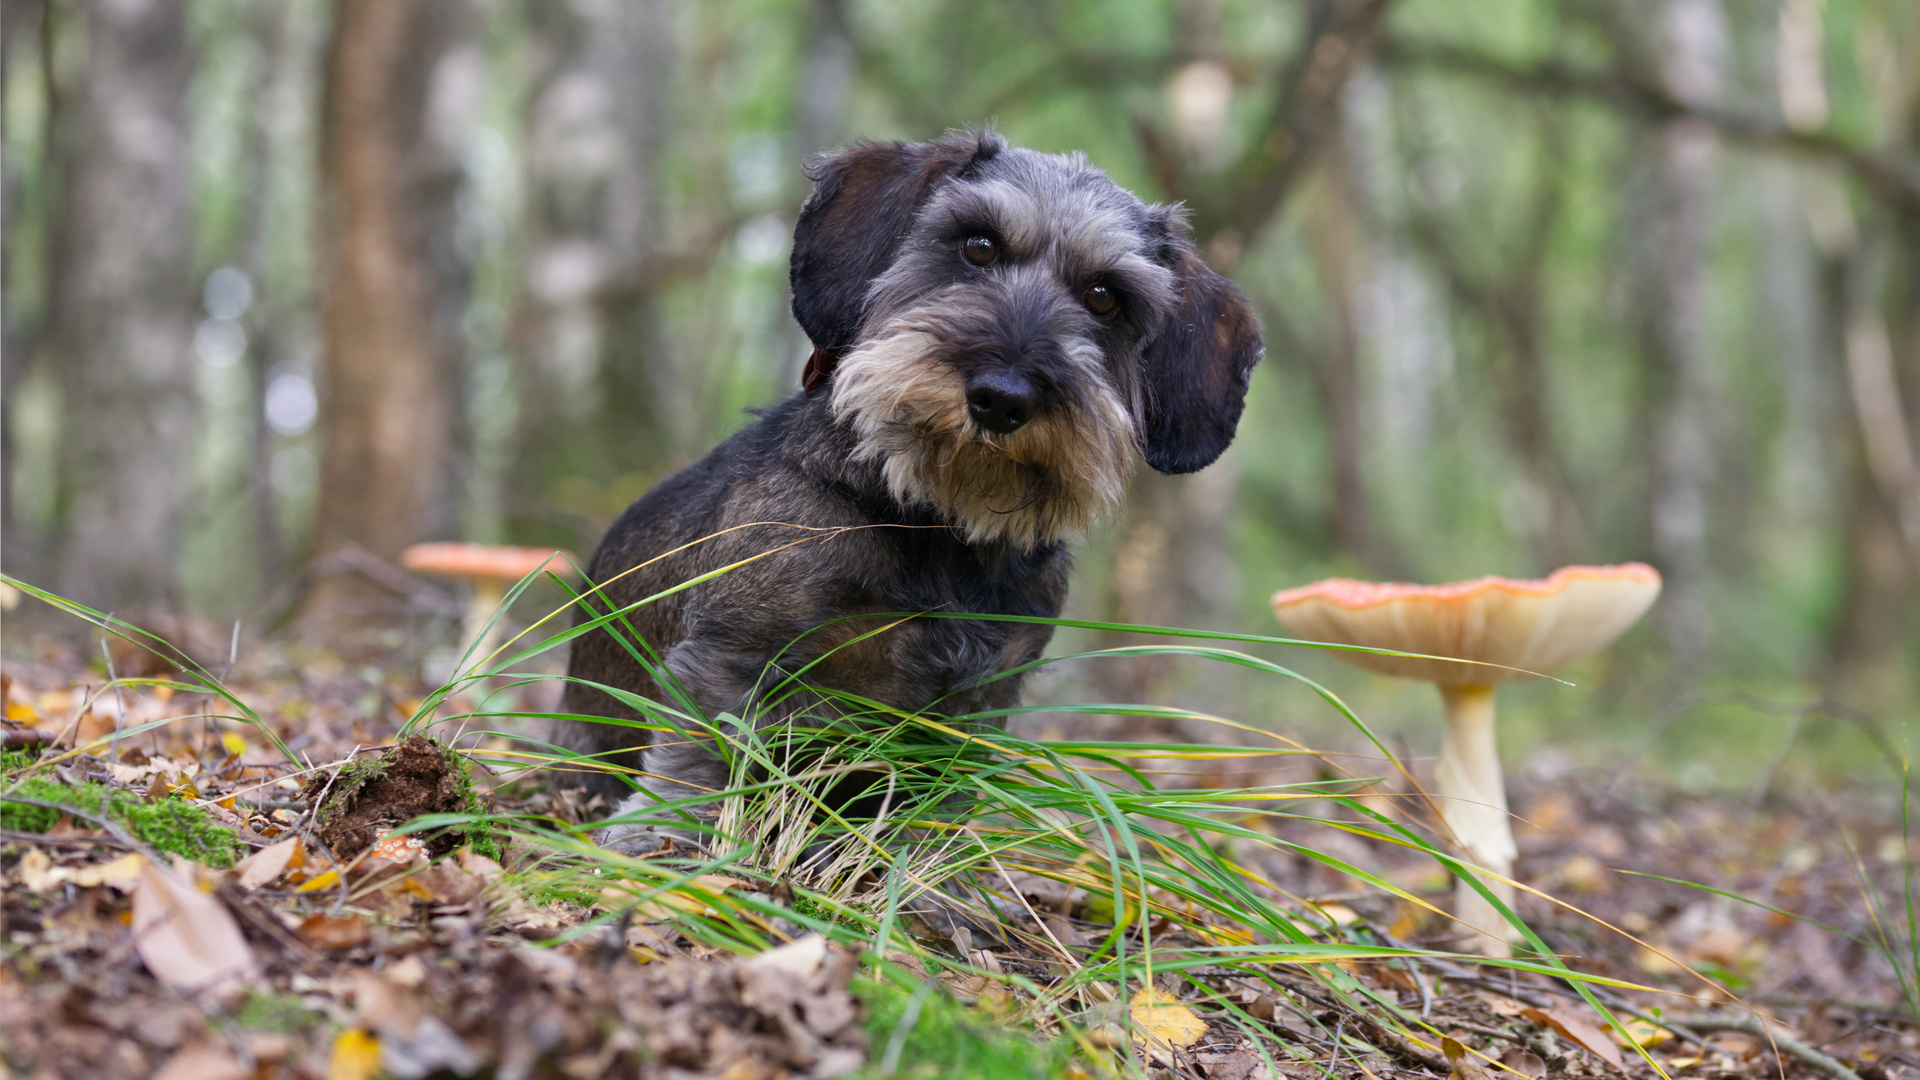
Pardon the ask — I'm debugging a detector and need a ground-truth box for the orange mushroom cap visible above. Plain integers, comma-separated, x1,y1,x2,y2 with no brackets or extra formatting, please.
401,543,581,582
1270,563,1661,686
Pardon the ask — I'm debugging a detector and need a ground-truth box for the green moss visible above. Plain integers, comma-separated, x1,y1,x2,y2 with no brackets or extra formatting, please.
0,774,246,868
233,991,324,1033
443,740,500,862
320,755,390,814
852,975,1079,1080
1,748,39,775
0,774,68,833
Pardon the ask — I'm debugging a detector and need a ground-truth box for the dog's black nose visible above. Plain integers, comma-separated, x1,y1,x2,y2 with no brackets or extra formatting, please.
965,371,1040,434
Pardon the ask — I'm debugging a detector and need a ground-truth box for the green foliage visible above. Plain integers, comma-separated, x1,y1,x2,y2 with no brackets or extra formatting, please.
0,773,247,868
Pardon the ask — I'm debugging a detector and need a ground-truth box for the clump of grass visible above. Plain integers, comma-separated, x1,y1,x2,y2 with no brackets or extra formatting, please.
0,773,247,867
393,545,1685,1076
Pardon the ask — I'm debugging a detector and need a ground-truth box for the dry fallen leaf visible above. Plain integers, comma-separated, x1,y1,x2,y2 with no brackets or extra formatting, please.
1482,992,1529,1018
1309,900,1361,926
747,933,829,980
1520,1006,1625,1071
1499,1046,1548,1079
130,856,259,995
1607,1017,1672,1048
1130,987,1207,1063
234,835,301,889
69,852,147,891
1206,1048,1259,1080
608,872,747,922
299,913,372,950
414,860,485,904
378,1015,485,1077
151,1040,249,1080
296,868,342,893
1443,1035,1493,1080
329,1028,383,1080
14,849,57,893
458,847,503,877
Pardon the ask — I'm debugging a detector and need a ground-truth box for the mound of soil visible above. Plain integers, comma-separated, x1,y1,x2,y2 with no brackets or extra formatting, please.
304,734,471,858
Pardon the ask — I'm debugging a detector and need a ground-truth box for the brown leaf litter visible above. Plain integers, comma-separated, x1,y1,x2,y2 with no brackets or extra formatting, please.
3,634,1918,1080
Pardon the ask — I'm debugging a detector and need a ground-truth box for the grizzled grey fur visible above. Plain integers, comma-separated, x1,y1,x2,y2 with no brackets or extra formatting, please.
556,131,1263,854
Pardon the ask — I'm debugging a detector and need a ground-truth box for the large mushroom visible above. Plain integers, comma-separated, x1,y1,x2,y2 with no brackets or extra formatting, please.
402,543,580,663
1270,563,1661,955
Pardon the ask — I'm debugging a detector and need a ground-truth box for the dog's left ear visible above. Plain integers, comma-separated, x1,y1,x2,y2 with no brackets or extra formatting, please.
1139,235,1264,474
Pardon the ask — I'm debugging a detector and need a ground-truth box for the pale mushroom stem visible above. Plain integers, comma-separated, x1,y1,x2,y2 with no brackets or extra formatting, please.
464,579,508,666
1434,683,1518,956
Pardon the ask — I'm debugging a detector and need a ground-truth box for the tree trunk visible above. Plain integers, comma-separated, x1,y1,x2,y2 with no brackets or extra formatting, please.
509,0,671,545
0,0,46,577
306,0,465,615
1305,152,1396,575
49,0,196,611
1642,0,1727,660
237,0,292,591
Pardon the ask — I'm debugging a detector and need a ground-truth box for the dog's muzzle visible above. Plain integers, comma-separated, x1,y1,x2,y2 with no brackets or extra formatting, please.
964,370,1041,434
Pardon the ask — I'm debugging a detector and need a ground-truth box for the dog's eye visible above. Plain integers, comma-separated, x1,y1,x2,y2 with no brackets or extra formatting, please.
963,236,998,267
1084,284,1118,316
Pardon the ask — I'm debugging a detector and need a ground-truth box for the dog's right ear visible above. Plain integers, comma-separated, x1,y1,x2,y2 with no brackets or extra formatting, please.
790,133,1002,354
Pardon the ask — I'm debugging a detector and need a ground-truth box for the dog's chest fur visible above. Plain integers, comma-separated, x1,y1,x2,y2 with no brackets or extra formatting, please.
560,395,1065,801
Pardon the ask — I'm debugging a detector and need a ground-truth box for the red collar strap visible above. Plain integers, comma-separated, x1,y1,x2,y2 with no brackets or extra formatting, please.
802,346,842,394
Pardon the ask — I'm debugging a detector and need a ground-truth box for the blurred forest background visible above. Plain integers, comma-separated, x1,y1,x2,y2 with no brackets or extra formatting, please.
2,0,1915,795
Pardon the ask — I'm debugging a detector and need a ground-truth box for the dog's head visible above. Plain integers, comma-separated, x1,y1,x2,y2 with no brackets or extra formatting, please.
790,131,1263,548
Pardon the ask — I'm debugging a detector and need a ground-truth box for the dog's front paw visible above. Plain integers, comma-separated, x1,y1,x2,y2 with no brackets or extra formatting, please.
594,821,672,857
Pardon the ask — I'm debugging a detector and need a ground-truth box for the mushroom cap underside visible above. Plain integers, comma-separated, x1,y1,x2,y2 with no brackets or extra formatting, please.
1270,563,1662,685
401,542,581,581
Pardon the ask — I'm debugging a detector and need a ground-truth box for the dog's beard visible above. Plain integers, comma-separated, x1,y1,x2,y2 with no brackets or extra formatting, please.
830,324,1134,549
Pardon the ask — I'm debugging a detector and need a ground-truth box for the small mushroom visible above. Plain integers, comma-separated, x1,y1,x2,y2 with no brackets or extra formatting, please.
401,543,580,662
1270,563,1661,955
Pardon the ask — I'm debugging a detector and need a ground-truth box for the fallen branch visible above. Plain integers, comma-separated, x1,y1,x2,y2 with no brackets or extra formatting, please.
1662,1013,1866,1080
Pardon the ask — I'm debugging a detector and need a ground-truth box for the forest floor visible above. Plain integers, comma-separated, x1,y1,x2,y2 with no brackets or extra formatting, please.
0,619,1913,1080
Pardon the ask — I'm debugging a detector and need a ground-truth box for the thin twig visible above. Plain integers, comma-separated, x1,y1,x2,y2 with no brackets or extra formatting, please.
0,828,138,849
